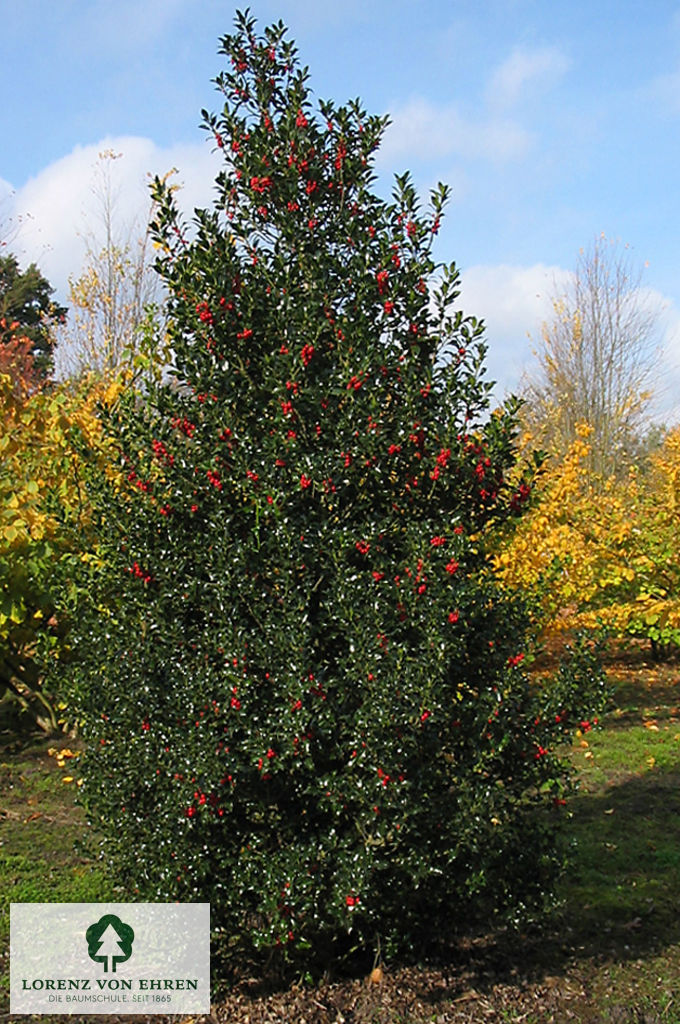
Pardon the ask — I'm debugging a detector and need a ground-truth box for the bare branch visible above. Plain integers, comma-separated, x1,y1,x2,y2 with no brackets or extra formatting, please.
521,235,662,477
53,151,166,378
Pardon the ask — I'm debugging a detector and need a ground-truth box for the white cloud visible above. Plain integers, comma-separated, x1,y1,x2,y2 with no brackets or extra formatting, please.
8,136,222,298
653,297,680,424
0,178,16,247
456,262,680,422
486,46,570,110
379,97,531,166
456,262,572,392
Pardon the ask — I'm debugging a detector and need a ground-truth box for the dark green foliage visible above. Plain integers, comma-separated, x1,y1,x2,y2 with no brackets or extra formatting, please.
0,253,66,380
65,12,607,974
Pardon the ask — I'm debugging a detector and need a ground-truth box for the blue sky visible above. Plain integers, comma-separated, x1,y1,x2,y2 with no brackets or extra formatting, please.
2,0,680,413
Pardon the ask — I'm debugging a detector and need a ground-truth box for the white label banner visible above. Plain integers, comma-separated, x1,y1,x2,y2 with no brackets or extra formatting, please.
10,902,210,1015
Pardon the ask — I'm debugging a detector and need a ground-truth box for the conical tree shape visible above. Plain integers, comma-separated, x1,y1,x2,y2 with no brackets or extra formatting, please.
67,12,606,973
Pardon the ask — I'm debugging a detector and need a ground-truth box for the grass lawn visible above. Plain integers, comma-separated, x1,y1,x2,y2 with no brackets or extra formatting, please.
0,739,115,1017
1,641,679,1023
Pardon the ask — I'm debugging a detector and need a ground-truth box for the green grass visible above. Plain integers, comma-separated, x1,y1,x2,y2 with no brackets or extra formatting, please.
565,680,680,931
0,737,115,1012
551,654,680,1021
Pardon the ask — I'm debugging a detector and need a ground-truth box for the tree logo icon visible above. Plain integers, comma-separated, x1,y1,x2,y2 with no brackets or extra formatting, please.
86,914,135,973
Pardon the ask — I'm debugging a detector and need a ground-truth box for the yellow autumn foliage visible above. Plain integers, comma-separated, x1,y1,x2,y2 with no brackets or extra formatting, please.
0,371,123,728
494,423,680,651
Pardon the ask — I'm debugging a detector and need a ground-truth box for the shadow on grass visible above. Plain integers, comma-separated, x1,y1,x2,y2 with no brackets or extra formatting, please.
557,766,680,954
420,765,680,1008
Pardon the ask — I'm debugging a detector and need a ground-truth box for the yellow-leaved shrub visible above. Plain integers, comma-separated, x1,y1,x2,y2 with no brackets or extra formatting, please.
0,371,122,730
494,423,680,656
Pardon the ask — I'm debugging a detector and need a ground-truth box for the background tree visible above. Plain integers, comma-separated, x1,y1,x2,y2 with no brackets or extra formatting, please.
0,369,121,735
0,253,66,382
0,331,40,397
521,235,662,477
54,151,165,378
493,422,680,658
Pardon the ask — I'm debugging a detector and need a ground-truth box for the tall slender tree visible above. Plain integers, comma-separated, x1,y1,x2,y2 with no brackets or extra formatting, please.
55,151,164,378
522,235,661,477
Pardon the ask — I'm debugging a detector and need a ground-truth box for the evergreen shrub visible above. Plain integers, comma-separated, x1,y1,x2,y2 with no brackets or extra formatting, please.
68,11,607,972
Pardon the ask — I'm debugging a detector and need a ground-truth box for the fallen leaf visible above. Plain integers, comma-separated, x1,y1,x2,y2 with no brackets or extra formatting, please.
453,990,479,1003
